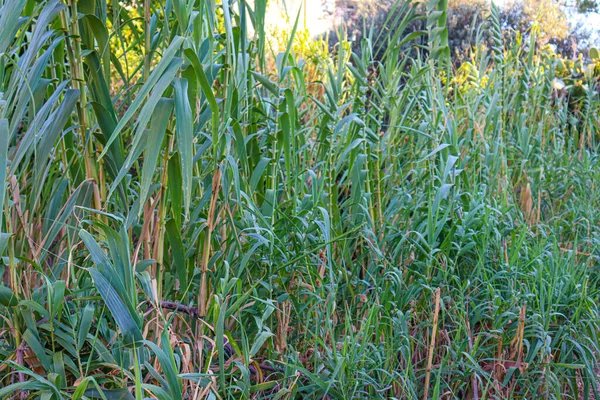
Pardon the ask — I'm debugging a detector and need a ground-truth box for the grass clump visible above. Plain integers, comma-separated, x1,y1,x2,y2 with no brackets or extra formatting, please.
0,0,599,399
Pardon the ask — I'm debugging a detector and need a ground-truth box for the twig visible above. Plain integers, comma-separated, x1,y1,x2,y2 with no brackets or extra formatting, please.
145,300,201,319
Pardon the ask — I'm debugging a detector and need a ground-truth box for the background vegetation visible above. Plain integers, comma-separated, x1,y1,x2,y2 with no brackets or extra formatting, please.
337,0,598,59
0,0,599,399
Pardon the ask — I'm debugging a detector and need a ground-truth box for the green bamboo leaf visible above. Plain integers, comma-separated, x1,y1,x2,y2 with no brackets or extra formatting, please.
23,329,52,371
102,224,136,301
81,15,109,58
108,58,182,199
72,377,109,400
49,279,66,320
183,48,219,144
173,0,190,32
250,330,274,358
167,154,183,228
139,98,173,212
77,303,95,351
32,89,80,207
250,71,279,96
0,382,47,398
88,267,142,347
79,230,113,272
165,219,186,288
6,5,64,137
41,179,68,237
250,157,271,192
554,363,585,369
52,352,66,389
79,229,132,310
174,78,194,218
84,52,125,198
99,36,185,159
278,4,302,78
36,181,90,265
9,81,69,174
0,232,11,260
144,331,182,399
0,0,26,55
84,388,133,400
0,284,19,307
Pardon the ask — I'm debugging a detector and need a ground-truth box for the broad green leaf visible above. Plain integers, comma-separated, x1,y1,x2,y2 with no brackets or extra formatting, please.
0,0,26,55
32,89,80,208
144,331,182,399
77,303,95,351
37,181,89,264
174,78,194,218
108,58,183,199
0,382,46,398
88,267,142,346
99,36,184,159
139,98,173,212
250,330,274,358
165,219,186,288
167,154,183,228
72,377,109,400
250,71,278,96
0,284,18,307
23,329,52,371
183,48,219,144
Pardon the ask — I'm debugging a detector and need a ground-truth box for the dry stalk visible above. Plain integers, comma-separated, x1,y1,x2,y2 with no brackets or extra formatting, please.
423,287,441,400
199,167,222,318
466,317,478,400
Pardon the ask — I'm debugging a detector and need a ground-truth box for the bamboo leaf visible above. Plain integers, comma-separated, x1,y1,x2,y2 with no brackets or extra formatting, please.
0,0,26,55
144,331,182,399
99,36,185,159
77,303,95,351
174,78,194,218
139,98,173,212
183,48,219,144
88,267,142,347
165,219,186,288
0,284,19,307
23,329,52,371
250,71,278,96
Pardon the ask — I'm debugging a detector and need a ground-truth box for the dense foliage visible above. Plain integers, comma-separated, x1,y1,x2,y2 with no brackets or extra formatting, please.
0,0,599,399
339,0,594,59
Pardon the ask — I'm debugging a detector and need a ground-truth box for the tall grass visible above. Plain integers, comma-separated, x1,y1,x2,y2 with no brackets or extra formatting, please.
0,0,599,398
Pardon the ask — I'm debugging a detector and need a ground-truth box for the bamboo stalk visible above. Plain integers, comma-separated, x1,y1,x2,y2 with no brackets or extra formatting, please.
423,287,441,400
516,303,526,371
58,2,104,215
466,316,478,400
144,0,151,81
198,167,222,317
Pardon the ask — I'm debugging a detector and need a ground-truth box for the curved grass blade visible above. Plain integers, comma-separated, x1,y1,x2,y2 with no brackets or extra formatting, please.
88,267,142,347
